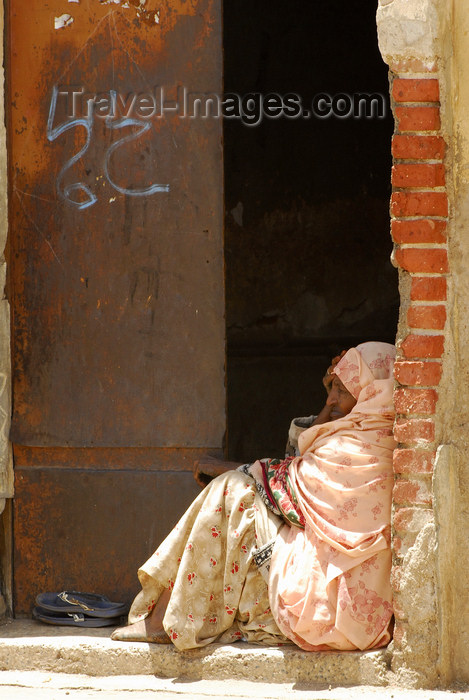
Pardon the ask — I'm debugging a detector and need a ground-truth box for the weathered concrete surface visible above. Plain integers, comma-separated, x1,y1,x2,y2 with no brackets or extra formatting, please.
0,0,13,625
0,0,12,505
376,0,463,689
1,670,469,700
438,0,469,685
390,523,439,688
376,0,440,68
0,620,391,686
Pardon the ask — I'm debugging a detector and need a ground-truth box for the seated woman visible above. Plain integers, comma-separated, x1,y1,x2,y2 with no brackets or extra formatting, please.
112,341,396,652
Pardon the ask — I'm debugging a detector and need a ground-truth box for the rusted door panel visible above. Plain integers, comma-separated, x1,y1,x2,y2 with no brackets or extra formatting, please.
13,445,223,615
8,0,224,447
13,464,201,615
7,1,224,613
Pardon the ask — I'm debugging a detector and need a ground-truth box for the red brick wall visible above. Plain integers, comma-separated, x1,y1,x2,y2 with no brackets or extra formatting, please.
389,69,448,647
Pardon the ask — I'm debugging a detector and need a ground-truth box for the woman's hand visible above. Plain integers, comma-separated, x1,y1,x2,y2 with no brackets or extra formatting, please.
311,403,333,425
322,350,347,394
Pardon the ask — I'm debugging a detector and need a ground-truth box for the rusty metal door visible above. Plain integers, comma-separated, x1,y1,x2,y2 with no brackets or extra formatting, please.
7,0,224,614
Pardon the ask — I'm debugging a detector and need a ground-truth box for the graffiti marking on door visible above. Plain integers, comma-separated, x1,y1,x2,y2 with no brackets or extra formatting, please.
47,85,170,210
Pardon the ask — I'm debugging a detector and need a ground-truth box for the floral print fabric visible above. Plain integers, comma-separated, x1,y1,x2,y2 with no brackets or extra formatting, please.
240,457,306,528
127,470,287,650
264,457,306,528
269,342,396,652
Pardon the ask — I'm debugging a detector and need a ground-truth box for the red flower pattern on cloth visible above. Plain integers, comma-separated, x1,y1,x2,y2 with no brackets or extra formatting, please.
338,497,358,521
262,458,306,528
127,470,285,650
367,352,395,376
360,555,379,574
335,575,393,641
352,582,390,618
376,429,392,440
368,475,388,493
365,385,378,400
333,358,360,397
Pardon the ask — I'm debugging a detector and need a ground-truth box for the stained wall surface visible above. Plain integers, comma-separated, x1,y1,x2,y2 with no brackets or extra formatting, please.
0,0,12,617
439,0,469,683
0,0,11,504
378,0,469,688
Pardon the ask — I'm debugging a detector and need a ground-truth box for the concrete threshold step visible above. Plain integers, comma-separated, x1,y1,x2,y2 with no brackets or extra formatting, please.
0,619,392,686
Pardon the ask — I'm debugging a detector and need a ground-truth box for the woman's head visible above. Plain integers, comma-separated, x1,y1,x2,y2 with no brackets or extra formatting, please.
333,341,396,404
298,341,396,455
326,375,357,420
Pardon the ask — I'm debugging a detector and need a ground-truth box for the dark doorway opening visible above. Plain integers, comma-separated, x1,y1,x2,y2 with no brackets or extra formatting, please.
224,0,397,461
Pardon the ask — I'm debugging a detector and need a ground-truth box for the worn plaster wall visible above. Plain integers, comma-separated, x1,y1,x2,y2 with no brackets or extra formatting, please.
0,0,13,617
438,0,469,684
377,0,442,687
378,0,469,688
0,0,11,502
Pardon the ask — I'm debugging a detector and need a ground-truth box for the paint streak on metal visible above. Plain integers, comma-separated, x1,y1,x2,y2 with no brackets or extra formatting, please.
54,14,74,30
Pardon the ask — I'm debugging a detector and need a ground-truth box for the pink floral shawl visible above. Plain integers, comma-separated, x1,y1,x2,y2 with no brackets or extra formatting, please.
268,342,396,651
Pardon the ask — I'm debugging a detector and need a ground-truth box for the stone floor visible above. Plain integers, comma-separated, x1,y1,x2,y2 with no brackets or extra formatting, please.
1,619,468,698
2,671,469,700
0,619,390,685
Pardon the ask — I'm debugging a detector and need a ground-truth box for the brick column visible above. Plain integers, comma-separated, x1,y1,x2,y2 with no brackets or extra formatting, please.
388,71,448,648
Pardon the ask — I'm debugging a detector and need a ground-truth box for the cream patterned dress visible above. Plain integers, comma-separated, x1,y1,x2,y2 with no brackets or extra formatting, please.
127,469,287,650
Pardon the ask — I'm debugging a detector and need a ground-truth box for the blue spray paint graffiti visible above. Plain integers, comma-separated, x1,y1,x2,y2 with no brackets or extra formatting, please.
47,86,97,210
47,85,170,209
105,115,170,196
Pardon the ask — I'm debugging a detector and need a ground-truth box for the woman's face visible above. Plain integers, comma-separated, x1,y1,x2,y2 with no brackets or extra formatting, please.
326,375,357,420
